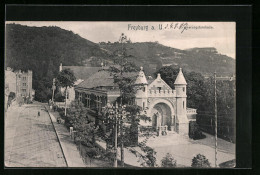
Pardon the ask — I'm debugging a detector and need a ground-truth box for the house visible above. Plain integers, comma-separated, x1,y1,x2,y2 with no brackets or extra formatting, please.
58,63,101,105
5,67,34,101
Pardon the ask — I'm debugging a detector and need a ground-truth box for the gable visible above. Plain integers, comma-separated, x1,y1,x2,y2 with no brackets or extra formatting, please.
148,77,172,91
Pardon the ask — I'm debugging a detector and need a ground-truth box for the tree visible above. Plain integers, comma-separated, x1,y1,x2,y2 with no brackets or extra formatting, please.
56,68,76,116
67,101,97,147
191,154,211,168
161,153,177,167
85,147,98,166
103,33,153,167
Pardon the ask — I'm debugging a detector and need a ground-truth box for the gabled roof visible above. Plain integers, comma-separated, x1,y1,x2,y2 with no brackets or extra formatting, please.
76,71,115,89
76,70,138,89
63,66,101,80
148,73,173,90
174,68,187,85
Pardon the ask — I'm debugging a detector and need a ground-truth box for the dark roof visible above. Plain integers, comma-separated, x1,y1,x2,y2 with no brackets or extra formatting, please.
63,66,101,80
76,70,138,89
147,77,155,85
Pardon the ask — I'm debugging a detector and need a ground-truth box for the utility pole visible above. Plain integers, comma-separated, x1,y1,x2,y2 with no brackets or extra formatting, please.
106,103,118,167
214,72,217,168
114,102,118,167
65,87,67,116
119,33,127,167
52,78,56,102
214,72,236,168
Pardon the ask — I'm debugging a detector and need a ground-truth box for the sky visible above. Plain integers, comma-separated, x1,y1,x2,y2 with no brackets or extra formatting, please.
6,21,236,58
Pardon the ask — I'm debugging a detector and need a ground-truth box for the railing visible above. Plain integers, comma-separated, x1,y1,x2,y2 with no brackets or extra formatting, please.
157,125,168,136
148,89,175,97
187,108,197,114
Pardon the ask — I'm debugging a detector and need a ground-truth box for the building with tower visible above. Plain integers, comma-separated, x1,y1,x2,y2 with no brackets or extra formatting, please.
69,65,196,136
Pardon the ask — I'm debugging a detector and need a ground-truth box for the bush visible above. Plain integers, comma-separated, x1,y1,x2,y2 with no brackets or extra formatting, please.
161,153,177,167
219,159,235,168
189,121,206,140
191,154,211,168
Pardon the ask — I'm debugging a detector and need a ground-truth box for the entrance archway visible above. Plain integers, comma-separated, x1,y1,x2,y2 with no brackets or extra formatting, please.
148,99,175,131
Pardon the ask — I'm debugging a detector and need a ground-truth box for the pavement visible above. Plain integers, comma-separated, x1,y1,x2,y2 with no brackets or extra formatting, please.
5,103,67,167
144,132,235,167
45,106,86,167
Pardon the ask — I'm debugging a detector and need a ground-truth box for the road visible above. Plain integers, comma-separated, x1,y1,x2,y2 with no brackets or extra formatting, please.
5,103,67,167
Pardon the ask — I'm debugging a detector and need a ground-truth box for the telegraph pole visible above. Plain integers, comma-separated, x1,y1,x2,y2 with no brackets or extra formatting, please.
119,33,127,167
214,72,217,168
65,87,67,116
52,78,56,102
114,103,118,167
214,72,236,168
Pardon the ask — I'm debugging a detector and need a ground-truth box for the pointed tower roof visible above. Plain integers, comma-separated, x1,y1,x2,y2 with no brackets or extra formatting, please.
174,68,187,85
135,66,148,85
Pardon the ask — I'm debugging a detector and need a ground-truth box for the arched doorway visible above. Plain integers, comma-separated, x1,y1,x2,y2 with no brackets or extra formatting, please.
151,102,173,131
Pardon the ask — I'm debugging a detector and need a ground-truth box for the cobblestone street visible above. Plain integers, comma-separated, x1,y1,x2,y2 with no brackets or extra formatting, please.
5,103,67,167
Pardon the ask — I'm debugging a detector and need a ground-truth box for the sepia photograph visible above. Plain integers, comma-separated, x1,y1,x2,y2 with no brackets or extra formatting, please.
4,21,236,168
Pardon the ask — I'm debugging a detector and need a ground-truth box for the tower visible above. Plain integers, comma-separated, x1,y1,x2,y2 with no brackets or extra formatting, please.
174,68,189,135
135,67,148,110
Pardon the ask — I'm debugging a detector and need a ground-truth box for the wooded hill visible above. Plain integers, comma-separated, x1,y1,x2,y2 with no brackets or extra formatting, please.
5,24,235,101
99,42,235,76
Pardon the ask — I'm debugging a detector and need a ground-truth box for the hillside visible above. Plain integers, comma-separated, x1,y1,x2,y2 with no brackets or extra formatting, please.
5,24,108,80
100,42,235,76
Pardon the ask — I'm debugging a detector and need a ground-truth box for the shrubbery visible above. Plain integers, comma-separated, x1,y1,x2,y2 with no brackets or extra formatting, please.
191,154,211,168
189,121,206,140
161,153,177,167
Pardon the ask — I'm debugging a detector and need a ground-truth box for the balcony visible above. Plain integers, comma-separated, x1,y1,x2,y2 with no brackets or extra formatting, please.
186,108,197,114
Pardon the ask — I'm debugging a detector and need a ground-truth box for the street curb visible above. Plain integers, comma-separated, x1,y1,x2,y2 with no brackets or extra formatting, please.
44,106,69,167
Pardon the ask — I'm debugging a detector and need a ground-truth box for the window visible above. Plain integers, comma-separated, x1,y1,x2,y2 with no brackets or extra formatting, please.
95,96,102,112
157,87,162,93
22,89,26,92
183,87,185,92
143,87,146,92
143,102,145,110
23,83,26,86
75,91,79,99
22,77,26,81
86,94,91,108
79,93,82,101
183,101,185,109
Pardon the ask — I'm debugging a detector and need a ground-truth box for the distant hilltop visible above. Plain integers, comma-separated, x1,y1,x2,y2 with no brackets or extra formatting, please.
185,47,218,53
